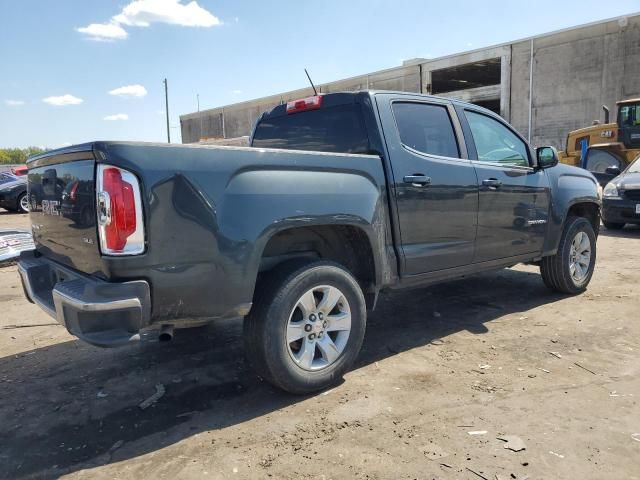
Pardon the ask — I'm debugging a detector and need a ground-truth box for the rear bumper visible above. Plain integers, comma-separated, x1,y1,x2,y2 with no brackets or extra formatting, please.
17,251,151,347
602,198,640,225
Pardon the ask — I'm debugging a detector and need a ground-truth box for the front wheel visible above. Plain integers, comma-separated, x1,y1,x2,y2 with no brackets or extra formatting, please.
17,193,29,213
540,216,596,294
244,259,366,394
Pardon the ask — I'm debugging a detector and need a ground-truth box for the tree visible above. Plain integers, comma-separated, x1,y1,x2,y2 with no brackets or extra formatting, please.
0,147,46,165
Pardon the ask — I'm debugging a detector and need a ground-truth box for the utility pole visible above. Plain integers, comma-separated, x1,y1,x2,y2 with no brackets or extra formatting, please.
163,78,170,143
197,93,203,141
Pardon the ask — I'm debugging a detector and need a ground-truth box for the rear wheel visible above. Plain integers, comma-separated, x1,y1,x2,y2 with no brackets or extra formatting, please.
17,193,29,213
603,220,624,230
244,259,366,394
540,216,596,294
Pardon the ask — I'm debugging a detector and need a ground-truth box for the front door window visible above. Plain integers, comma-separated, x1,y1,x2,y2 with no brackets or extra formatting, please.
465,110,530,167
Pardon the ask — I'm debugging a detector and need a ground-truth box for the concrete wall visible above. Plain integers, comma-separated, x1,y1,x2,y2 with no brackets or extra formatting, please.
180,64,423,143
181,14,640,150
510,15,640,149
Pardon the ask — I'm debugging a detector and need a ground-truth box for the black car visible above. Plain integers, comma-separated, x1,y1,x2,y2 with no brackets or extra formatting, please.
0,172,19,185
0,177,28,213
602,154,640,229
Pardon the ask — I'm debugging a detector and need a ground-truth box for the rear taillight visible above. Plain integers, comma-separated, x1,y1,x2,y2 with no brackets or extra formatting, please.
96,164,144,255
286,95,323,114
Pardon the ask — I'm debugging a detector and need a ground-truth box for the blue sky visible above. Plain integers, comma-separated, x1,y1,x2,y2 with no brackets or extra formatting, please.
1,0,638,148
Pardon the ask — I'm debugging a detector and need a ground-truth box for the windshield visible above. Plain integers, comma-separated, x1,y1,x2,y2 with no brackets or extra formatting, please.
618,102,640,126
0,172,19,184
628,155,640,173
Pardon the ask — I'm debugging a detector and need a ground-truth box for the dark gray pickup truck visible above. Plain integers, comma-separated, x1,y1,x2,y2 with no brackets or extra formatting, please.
18,91,600,393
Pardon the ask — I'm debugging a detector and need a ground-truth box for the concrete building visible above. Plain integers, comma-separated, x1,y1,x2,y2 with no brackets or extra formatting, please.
180,13,640,150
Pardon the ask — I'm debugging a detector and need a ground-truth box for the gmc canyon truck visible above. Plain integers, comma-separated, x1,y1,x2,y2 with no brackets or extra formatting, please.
18,91,600,394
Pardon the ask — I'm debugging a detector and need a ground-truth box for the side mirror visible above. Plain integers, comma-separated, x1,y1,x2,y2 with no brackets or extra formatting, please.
536,146,559,169
605,166,621,176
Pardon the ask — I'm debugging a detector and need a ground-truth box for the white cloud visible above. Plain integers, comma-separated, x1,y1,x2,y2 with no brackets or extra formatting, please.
114,0,220,27
5,99,25,106
77,0,220,40
43,94,84,106
77,22,128,41
104,113,129,121
232,89,242,95
108,84,148,98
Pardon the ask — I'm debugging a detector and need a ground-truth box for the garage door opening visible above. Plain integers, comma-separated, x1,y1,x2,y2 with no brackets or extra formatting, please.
431,58,501,94
472,99,501,115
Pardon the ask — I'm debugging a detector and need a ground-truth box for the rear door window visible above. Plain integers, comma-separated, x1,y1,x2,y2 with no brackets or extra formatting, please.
252,104,370,154
392,102,460,158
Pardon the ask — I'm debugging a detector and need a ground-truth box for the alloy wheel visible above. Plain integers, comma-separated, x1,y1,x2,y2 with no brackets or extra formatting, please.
19,195,29,212
569,231,591,283
286,285,352,371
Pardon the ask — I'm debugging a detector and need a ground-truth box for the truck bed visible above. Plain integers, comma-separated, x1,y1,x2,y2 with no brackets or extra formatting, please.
26,142,389,323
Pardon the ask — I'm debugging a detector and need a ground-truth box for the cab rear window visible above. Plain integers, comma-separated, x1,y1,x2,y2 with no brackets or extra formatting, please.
252,104,370,154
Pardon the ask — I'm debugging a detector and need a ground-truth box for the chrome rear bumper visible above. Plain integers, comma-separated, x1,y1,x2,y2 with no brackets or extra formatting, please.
18,251,151,347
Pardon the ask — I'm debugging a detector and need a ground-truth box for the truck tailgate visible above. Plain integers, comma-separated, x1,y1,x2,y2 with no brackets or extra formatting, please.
28,148,103,275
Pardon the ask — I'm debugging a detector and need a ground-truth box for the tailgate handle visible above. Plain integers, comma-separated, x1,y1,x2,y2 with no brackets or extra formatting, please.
482,178,502,189
403,174,431,187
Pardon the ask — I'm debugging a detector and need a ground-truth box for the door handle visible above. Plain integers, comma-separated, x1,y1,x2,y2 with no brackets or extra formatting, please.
482,178,502,188
403,174,431,187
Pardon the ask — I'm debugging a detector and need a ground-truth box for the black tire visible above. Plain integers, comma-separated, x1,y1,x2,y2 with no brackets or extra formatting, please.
17,193,29,213
244,259,366,394
540,216,596,294
603,220,625,230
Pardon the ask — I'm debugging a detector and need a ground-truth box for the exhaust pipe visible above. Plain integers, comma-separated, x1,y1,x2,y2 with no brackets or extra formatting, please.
158,324,174,342
602,105,610,124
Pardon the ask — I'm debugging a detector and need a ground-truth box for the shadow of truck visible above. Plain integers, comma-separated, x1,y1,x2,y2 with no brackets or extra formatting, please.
0,268,563,479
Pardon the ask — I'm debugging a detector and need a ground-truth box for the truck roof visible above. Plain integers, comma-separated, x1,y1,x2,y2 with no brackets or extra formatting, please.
261,90,493,114
616,98,640,105
354,89,487,109
29,90,497,164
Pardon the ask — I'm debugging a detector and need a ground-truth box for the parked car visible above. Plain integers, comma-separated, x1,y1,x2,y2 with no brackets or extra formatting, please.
12,165,28,176
0,176,28,213
601,154,640,229
18,91,601,394
0,172,19,185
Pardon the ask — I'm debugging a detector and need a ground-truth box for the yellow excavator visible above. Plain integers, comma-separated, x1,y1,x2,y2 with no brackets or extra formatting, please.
559,98,640,185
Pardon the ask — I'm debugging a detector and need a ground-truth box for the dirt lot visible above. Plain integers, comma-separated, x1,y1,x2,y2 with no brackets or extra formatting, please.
0,208,639,480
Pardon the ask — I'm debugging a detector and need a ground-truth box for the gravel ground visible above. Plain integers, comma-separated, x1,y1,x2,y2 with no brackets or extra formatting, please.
0,208,639,480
